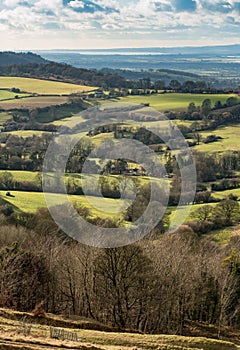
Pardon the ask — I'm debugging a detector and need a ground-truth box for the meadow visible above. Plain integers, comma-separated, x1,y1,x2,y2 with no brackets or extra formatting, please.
0,170,39,183
0,96,69,110
0,76,97,95
0,308,238,350
0,89,30,100
2,130,52,138
193,124,240,153
120,93,239,111
0,111,12,126
0,190,127,220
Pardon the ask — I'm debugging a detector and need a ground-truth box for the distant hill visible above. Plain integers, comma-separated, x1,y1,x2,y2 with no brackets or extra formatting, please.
0,52,48,66
101,68,201,83
0,61,127,88
49,44,240,55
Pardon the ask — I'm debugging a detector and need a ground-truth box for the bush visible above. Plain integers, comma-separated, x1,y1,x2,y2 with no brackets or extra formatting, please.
0,205,14,217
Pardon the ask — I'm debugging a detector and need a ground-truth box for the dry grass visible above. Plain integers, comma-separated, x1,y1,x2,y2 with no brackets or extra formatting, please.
0,96,69,110
0,77,97,95
0,308,238,350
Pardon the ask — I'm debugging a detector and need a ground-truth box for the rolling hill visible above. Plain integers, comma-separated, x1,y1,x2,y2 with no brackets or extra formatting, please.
0,52,48,66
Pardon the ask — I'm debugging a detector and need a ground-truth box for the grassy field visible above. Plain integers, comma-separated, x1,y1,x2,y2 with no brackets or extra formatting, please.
0,89,30,101
0,308,238,350
0,96,69,110
0,76,97,95
0,190,127,219
2,130,52,138
212,188,240,199
119,93,239,111
193,125,240,153
0,111,12,126
0,170,39,183
0,187,211,221
51,116,83,126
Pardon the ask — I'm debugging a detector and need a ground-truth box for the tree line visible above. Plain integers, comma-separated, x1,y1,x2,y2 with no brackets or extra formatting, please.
1,214,240,336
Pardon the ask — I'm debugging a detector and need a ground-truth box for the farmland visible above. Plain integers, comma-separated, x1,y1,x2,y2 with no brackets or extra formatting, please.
0,89,30,100
0,96,69,110
0,190,127,219
2,130,51,137
0,76,97,95
193,124,240,153
0,71,239,347
0,111,12,126
119,93,239,111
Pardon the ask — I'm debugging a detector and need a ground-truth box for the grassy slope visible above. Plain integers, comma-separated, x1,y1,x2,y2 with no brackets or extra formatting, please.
0,96,69,110
193,125,240,153
0,308,238,350
0,111,12,126
0,190,127,220
0,90,30,100
0,76,97,95
119,93,239,111
0,170,39,183
2,130,52,138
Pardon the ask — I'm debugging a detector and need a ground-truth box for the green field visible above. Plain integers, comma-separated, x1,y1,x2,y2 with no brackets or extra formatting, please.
193,125,240,153
0,76,97,95
0,89,30,101
0,187,208,222
212,188,240,199
120,93,239,111
2,130,52,138
0,170,39,183
0,190,127,219
0,112,12,126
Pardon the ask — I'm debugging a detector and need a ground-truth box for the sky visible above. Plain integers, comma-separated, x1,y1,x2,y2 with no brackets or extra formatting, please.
0,0,239,50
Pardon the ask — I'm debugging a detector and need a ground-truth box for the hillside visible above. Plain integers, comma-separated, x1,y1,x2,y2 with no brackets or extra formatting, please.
0,52,48,66
0,61,127,88
0,308,239,350
101,67,202,83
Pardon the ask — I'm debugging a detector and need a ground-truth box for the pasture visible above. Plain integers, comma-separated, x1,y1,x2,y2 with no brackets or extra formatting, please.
0,111,12,126
0,190,127,219
2,130,52,138
0,96,69,110
0,76,97,95
0,308,238,350
120,93,239,111
0,170,39,183
0,89,30,101
193,124,240,153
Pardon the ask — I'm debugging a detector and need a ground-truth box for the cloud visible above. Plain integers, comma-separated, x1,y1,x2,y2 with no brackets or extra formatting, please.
200,0,233,12
0,0,239,49
63,0,118,14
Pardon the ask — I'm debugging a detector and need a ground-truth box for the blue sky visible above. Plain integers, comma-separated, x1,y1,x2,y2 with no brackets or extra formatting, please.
0,0,239,49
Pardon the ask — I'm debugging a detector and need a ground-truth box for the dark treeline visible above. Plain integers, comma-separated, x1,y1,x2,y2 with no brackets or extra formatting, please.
0,62,127,89
0,60,237,92
0,52,47,66
101,67,201,84
1,214,240,336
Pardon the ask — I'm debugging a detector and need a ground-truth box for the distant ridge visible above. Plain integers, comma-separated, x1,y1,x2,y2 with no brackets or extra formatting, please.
0,51,48,67
38,44,240,55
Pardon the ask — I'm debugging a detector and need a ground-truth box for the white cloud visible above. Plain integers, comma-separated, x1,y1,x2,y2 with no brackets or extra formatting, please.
0,0,239,49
